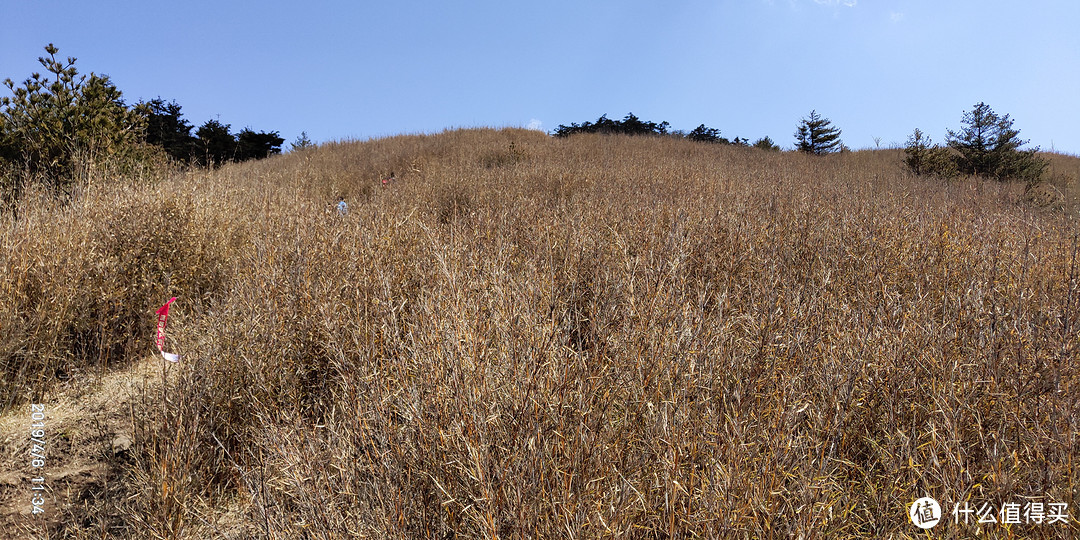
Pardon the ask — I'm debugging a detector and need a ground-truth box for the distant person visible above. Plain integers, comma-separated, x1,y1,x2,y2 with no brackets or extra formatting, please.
382,171,396,186
336,196,348,215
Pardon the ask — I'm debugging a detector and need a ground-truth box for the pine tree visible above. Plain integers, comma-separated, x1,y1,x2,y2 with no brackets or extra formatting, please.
553,113,670,138
753,136,781,152
904,128,956,178
195,119,235,167
138,98,196,163
946,102,1046,181
794,110,842,155
235,128,284,161
687,124,721,143
904,128,933,176
290,131,314,151
1,44,145,201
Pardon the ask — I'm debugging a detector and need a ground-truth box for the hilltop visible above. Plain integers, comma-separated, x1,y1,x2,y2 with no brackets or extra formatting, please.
1,128,1079,538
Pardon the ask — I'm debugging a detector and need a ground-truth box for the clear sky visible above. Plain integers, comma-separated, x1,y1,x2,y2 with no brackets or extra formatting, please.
2,0,1078,153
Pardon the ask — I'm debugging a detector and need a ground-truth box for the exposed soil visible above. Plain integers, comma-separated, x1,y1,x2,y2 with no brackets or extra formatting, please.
0,358,167,538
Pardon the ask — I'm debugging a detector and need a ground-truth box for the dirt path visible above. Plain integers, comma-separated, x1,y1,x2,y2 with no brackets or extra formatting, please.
0,357,169,538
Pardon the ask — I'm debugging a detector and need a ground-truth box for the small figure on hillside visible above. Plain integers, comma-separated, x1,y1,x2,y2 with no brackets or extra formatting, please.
382,171,396,186
336,196,348,215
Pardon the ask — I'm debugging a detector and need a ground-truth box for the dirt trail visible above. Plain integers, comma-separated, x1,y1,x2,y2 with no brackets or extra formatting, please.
0,357,169,538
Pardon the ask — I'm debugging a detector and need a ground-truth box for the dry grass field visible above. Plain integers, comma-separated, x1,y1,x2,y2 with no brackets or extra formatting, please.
1,128,1079,538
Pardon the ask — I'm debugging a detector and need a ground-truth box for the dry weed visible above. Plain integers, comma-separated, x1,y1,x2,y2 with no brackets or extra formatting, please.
2,128,1079,538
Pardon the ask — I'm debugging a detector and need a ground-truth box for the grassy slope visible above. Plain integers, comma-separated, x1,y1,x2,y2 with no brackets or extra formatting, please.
2,128,1079,538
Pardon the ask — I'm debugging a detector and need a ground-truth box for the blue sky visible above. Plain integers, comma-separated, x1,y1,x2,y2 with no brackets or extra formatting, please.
2,0,1078,153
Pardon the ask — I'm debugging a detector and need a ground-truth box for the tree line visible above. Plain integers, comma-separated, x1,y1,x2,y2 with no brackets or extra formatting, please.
555,106,1048,183
140,98,284,166
3,44,1050,211
0,44,284,208
553,113,781,152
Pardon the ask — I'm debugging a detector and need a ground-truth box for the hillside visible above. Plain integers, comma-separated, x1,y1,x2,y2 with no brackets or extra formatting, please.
1,128,1079,538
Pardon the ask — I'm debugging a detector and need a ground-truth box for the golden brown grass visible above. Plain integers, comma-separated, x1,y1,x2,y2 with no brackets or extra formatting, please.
1042,151,1080,209
2,128,1079,538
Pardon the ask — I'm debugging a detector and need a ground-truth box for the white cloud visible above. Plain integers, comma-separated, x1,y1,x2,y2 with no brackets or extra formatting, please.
526,118,543,131
890,11,905,22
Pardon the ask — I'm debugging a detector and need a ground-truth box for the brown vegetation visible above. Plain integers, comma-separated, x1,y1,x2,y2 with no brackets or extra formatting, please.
2,128,1079,537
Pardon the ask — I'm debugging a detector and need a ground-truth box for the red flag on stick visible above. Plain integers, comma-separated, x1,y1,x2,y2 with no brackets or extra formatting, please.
155,297,180,362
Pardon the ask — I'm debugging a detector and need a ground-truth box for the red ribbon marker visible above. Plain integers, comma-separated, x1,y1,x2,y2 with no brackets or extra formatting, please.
155,297,180,362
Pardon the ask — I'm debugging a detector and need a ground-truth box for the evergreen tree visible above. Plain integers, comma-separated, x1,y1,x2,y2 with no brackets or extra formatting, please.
904,128,933,176
0,44,144,201
195,119,234,167
616,113,669,136
687,124,722,143
946,102,1046,181
752,136,781,152
291,131,314,151
903,128,956,178
235,128,284,161
589,114,618,134
553,113,670,138
137,97,196,163
794,110,842,155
